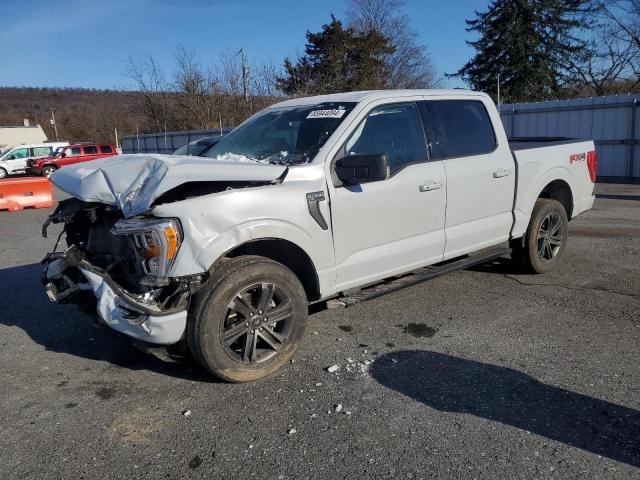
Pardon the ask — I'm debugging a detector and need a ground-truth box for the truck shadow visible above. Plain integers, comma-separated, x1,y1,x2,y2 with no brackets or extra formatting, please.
0,263,215,382
369,350,640,468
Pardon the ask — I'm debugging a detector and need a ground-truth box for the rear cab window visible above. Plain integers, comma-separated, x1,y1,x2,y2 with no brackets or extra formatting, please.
99,145,113,154
420,100,497,159
83,145,98,155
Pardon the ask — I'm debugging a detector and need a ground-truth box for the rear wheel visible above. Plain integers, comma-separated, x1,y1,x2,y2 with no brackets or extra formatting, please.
511,198,568,274
42,165,57,177
0,168,7,179
187,256,308,382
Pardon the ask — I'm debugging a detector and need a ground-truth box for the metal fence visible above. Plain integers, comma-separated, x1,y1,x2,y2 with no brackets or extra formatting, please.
121,128,232,155
500,94,640,181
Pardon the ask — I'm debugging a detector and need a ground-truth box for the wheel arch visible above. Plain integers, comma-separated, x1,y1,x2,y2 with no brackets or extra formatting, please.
213,238,321,302
537,179,573,219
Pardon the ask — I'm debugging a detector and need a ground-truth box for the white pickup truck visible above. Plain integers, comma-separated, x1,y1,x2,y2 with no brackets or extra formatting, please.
42,90,596,381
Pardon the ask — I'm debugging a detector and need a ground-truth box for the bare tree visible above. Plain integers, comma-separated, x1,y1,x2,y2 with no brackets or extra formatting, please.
347,0,439,88
570,0,640,94
173,45,224,129
125,55,175,132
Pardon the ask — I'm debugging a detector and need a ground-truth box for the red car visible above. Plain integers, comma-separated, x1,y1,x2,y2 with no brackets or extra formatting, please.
28,143,118,177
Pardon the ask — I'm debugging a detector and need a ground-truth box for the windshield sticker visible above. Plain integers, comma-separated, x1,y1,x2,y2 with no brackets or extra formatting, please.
307,109,347,119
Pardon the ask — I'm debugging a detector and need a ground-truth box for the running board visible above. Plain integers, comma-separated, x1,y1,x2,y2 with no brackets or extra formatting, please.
331,247,511,308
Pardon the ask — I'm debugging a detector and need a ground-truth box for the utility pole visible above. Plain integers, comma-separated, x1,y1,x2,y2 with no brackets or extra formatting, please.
239,48,249,103
50,107,59,141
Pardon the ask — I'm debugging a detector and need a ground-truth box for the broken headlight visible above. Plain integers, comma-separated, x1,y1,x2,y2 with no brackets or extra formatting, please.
110,217,182,286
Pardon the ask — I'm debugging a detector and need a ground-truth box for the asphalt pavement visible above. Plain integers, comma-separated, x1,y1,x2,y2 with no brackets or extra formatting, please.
0,183,638,479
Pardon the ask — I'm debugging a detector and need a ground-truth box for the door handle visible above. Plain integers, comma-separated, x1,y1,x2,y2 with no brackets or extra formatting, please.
419,181,442,192
493,168,511,178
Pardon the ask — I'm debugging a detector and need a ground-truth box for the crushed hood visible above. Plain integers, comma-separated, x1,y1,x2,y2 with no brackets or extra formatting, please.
50,154,287,217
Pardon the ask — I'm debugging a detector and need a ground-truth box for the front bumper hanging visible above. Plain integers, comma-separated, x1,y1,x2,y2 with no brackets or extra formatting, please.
42,246,189,345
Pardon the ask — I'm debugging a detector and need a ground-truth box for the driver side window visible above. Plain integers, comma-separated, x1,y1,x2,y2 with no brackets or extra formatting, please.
8,148,28,160
344,102,427,174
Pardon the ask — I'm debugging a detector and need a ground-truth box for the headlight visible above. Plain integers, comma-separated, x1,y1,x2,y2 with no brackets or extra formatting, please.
110,217,182,286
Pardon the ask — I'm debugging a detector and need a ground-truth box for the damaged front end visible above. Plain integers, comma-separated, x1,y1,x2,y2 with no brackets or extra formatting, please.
42,198,204,345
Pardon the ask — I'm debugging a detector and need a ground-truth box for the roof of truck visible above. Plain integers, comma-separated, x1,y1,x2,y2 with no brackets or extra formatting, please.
270,89,487,108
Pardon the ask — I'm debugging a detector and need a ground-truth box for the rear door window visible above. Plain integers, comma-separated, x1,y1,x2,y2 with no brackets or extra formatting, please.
83,145,98,155
422,100,496,159
32,147,51,156
99,145,113,154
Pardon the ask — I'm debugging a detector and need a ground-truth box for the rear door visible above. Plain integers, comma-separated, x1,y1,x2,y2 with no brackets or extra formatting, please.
81,145,99,162
99,145,115,157
328,100,447,292
420,98,515,259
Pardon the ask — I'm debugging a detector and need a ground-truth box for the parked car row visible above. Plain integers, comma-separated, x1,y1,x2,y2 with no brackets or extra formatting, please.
0,142,69,178
27,143,118,177
0,133,228,180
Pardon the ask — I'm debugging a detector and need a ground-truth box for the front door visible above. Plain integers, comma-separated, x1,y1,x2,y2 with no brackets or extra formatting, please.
60,146,82,166
4,147,29,173
328,101,447,292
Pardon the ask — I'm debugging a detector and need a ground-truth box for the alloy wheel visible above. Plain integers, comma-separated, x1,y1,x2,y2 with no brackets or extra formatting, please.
220,282,294,364
537,212,563,261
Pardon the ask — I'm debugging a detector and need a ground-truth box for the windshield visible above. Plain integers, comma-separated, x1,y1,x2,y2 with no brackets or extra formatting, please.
50,146,65,157
205,102,356,166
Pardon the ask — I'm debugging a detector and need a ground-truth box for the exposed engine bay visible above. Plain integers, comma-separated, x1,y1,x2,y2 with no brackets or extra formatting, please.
42,198,204,316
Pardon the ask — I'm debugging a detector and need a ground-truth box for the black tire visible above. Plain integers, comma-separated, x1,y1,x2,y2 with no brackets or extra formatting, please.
187,255,308,382
0,167,7,179
510,198,568,274
42,165,57,177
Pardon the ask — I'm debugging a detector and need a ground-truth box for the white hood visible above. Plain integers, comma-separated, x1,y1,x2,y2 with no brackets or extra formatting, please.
50,154,287,217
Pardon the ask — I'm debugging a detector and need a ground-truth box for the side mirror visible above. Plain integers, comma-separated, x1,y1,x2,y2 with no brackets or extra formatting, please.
335,154,389,185
60,152,66,158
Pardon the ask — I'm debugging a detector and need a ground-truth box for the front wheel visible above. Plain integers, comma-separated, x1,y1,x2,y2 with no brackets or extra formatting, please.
0,167,7,179
42,165,57,177
511,198,568,274
187,256,308,382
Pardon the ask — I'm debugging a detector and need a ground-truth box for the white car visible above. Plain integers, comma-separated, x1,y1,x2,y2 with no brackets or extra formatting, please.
0,142,69,178
42,90,596,381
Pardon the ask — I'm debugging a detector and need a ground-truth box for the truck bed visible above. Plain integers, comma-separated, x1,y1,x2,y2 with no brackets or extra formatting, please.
509,137,590,151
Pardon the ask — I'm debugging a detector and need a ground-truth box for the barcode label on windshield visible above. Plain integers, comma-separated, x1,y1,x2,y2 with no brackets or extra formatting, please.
307,109,346,119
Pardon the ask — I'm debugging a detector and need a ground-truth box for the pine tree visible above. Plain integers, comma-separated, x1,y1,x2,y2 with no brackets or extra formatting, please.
455,0,588,102
277,15,394,96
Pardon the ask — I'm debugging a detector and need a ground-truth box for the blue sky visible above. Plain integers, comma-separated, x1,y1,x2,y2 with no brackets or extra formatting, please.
0,0,489,90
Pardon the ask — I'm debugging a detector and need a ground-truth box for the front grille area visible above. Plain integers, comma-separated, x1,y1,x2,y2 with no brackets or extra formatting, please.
64,205,148,292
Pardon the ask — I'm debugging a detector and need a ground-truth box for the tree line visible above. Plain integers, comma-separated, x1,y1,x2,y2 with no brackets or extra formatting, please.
1,0,638,143
456,0,640,102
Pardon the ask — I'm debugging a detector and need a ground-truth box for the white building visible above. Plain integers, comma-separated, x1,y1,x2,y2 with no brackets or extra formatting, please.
0,125,48,152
